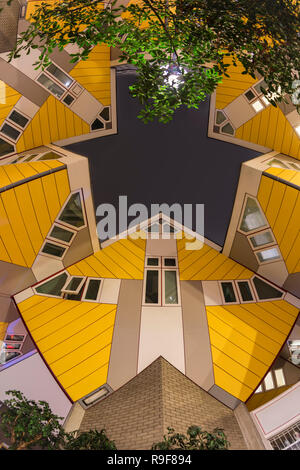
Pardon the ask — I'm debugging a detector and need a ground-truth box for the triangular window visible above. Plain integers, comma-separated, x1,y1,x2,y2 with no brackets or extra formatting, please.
58,192,85,228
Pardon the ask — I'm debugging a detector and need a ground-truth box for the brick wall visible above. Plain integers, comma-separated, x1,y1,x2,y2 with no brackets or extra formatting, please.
79,357,247,450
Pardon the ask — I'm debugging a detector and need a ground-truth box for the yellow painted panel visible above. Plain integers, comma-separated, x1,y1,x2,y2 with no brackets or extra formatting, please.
278,194,300,260
273,185,298,245
206,311,274,365
28,300,94,334
274,300,299,317
0,84,21,125
213,365,253,401
66,362,109,402
14,183,43,253
209,329,268,377
221,263,248,280
257,175,274,212
226,304,285,344
93,250,135,279
18,294,50,314
44,307,116,364
195,253,228,280
1,189,35,266
27,178,51,238
81,255,116,278
257,301,296,326
14,163,38,179
67,264,85,276
206,258,237,280
58,344,111,388
20,297,64,322
52,326,114,376
103,244,143,279
70,258,101,277
211,345,260,389
185,249,220,280
41,173,60,221
0,235,10,263
178,244,211,271
265,180,286,227
54,169,70,205
207,305,280,354
0,167,12,188
110,240,145,270
0,196,25,266
286,231,300,273
240,303,291,335
42,304,115,357
2,165,24,184
0,322,8,341
289,172,300,187
116,238,146,261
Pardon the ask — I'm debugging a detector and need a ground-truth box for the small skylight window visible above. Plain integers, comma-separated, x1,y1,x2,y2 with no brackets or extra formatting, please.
294,125,300,137
251,100,264,113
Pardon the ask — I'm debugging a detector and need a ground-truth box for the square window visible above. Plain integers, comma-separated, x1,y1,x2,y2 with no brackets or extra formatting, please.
249,230,274,248
147,257,159,266
245,90,256,101
221,282,237,303
8,110,29,128
256,247,280,263
251,100,264,113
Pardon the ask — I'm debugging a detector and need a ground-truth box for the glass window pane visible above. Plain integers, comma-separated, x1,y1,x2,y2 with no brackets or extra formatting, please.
222,123,234,135
36,273,68,296
58,192,85,228
49,225,74,243
100,107,110,121
216,110,226,124
91,118,104,130
147,258,159,266
164,270,178,304
164,258,176,267
145,270,159,303
0,137,14,157
0,351,20,364
240,197,266,232
63,94,74,106
23,154,37,162
85,279,101,301
254,385,263,394
237,281,253,302
252,276,283,299
245,89,256,101
275,369,285,387
38,151,62,160
37,73,65,98
1,123,21,141
65,284,85,300
249,231,273,248
264,372,274,390
8,110,29,128
221,282,236,303
64,277,83,292
42,242,66,258
5,334,24,342
257,247,280,262
47,64,73,87
267,158,289,169
4,342,21,350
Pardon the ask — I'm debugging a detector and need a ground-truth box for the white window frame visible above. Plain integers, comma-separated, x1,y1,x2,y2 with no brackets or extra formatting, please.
39,239,69,260
143,267,162,306
47,223,77,246
7,108,31,131
82,277,103,303
218,280,240,305
145,256,161,267
34,271,71,298
254,245,283,266
247,228,276,250
0,121,22,143
162,267,181,307
61,276,87,295
162,256,177,268
235,279,256,304
238,194,269,236
250,275,284,302
56,189,87,231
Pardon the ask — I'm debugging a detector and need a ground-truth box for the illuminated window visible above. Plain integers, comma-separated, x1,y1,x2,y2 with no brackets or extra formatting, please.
249,230,274,248
35,272,68,297
256,246,280,263
251,100,264,113
239,197,267,233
